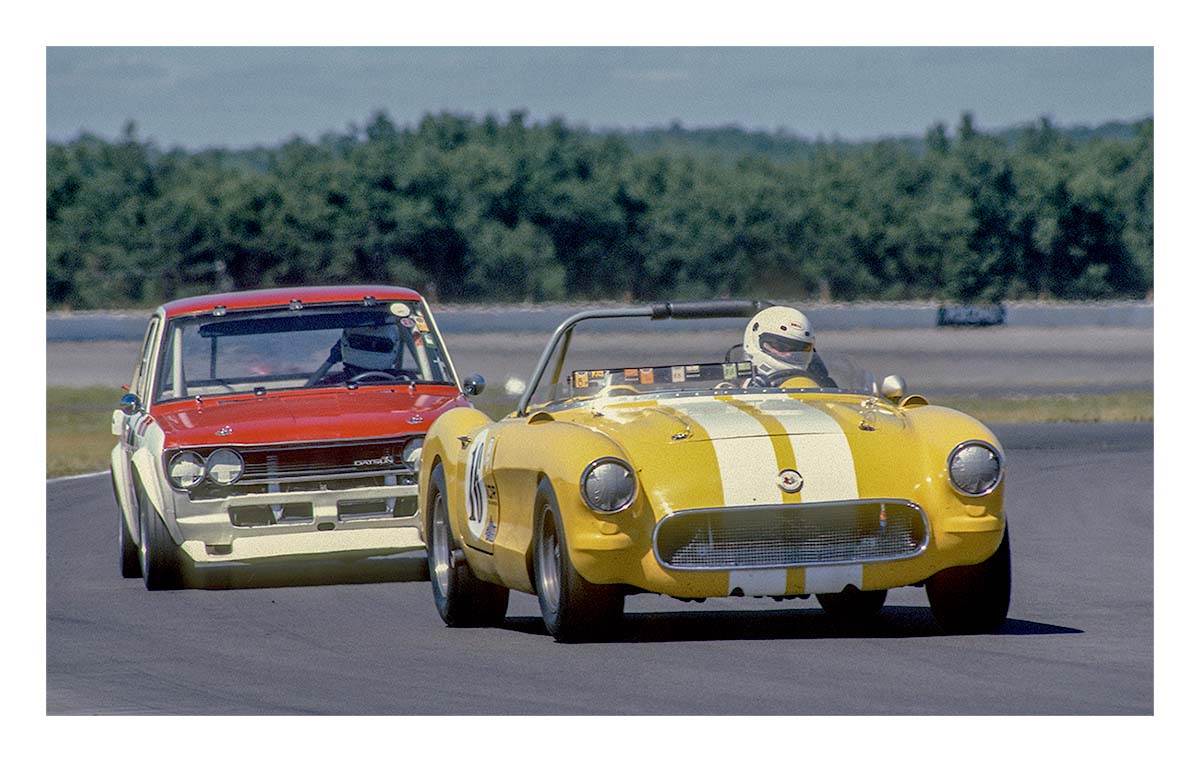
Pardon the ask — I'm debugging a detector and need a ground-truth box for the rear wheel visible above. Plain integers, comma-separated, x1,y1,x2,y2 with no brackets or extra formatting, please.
426,463,509,627
817,587,887,624
533,481,623,643
926,528,1011,634
136,479,185,590
112,469,141,579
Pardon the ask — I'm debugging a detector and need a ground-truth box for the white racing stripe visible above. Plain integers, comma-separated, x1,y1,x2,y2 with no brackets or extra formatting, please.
666,399,778,505
667,395,858,504
804,564,864,594
728,569,788,596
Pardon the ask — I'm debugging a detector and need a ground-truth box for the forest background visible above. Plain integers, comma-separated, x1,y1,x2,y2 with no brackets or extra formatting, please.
46,110,1153,309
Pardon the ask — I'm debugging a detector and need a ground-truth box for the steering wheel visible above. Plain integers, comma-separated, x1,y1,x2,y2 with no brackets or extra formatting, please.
349,369,416,384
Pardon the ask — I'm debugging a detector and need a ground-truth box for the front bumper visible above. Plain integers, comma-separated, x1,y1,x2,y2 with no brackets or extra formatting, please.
168,482,424,564
566,500,1005,598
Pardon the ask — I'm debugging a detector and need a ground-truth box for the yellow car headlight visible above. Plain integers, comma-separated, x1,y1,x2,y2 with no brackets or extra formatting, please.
580,458,637,514
948,441,1003,496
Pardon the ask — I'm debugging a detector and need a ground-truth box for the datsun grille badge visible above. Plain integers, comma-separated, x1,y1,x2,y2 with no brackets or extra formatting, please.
777,469,804,493
353,454,395,468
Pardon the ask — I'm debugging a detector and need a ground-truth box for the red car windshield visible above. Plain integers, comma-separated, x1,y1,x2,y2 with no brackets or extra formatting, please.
153,301,454,402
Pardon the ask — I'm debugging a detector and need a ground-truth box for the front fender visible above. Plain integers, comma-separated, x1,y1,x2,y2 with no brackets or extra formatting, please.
419,406,495,541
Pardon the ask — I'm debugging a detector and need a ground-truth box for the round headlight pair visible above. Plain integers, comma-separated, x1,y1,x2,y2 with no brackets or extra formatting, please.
580,458,637,514
947,441,1003,496
168,449,244,489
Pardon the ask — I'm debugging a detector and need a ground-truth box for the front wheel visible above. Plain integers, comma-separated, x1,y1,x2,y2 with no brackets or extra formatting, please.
426,463,509,627
926,528,1011,634
136,479,186,590
533,481,623,643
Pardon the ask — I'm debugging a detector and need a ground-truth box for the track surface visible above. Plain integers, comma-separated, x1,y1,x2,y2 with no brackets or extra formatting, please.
46,422,1152,715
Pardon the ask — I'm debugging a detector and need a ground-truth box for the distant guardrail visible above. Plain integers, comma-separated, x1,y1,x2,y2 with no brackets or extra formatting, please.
46,300,1153,341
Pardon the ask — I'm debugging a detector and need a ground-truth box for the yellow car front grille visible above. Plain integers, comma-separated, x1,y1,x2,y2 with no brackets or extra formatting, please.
654,500,928,570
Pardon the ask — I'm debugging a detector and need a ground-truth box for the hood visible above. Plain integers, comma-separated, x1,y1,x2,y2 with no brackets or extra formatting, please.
550,392,922,513
152,385,466,448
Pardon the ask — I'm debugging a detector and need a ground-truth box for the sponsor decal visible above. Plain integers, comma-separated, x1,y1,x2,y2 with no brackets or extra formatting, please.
389,302,412,317
590,370,607,380
400,317,415,328
722,363,737,381
671,366,685,383
484,519,498,542
574,371,589,389
624,368,639,380
777,469,804,493
685,364,701,380
639,368,654,384
413,314,429,332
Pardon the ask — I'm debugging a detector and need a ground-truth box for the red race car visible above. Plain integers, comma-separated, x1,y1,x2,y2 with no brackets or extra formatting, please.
109,285,484,589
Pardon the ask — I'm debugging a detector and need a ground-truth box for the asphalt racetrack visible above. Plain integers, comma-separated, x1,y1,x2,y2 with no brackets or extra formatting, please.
46,422,1152,715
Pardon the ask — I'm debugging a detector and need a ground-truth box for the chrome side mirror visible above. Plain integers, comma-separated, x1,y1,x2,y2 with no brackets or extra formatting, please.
880,374,907,403
462,374,486,397
118,393,141,415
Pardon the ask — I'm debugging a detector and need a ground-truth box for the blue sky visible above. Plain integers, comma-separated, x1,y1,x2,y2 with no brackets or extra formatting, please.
46,46,1152,149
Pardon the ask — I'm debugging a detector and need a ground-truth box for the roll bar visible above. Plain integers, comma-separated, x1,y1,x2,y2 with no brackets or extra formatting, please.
516,300,771,416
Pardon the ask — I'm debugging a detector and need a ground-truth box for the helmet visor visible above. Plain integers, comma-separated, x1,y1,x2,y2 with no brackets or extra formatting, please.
760,333,813,364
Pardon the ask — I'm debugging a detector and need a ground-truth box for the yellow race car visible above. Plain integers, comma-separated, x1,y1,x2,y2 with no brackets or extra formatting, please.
419,301,1009,641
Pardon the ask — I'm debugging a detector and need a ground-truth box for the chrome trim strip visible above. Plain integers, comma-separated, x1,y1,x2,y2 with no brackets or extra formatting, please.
946,439,1005,497
651,499,931,571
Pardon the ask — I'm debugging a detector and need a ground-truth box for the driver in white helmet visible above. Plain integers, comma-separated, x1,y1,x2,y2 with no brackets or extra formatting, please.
743,305,829,387
310,324,402,385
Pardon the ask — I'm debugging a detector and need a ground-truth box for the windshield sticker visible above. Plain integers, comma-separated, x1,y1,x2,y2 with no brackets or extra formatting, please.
639,368,654,384
574,371,589,389
389,302,411,318
400,317,415,328
624,368,638,380
722,363,738,380
671,366,685,383
685,364,701,380
413,314,429,332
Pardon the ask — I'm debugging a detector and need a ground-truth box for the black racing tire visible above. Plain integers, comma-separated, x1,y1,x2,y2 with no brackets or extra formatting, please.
816,587,887,624
136,478,186,590
926,528,1011,634
533,480,623,643
426,463,509,627
113,469,142,579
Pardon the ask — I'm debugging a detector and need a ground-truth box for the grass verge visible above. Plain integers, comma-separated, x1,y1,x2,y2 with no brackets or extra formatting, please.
47,386,1152,479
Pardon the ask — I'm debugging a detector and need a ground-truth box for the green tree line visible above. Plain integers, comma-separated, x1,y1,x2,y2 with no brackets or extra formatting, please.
46,112,1152,309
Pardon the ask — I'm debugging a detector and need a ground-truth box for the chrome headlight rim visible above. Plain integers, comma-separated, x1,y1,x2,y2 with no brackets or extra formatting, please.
402,436,425,469
946,440,1004,497
167,450,206,489
579,456,638,514
205,448,244,485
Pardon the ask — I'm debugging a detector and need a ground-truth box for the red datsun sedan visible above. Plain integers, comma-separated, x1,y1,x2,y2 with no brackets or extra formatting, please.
110,285,484,589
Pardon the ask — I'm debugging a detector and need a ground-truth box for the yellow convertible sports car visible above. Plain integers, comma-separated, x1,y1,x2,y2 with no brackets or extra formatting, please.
419,301,1009,641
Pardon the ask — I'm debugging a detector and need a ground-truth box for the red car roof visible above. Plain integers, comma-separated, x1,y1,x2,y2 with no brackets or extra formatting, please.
160,285,424,318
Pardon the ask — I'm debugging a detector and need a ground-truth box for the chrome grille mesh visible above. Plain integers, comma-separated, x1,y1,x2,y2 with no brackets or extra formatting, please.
654,501,926,570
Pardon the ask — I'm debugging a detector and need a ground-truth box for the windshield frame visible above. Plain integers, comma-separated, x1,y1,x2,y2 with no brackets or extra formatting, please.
151,299,459,403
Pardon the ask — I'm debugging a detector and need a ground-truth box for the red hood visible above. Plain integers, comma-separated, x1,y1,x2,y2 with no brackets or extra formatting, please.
151,385,467,448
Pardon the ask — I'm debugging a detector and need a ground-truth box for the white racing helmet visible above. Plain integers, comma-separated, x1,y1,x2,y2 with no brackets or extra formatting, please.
340,324,400,371
744,306,816,377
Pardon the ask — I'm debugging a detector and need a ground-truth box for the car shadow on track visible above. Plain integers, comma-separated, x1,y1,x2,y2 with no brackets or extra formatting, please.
189,554,430,590
500,606,1082,642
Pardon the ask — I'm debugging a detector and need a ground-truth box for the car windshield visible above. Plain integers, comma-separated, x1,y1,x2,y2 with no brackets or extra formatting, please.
528,315,877,410
153,301,454,401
